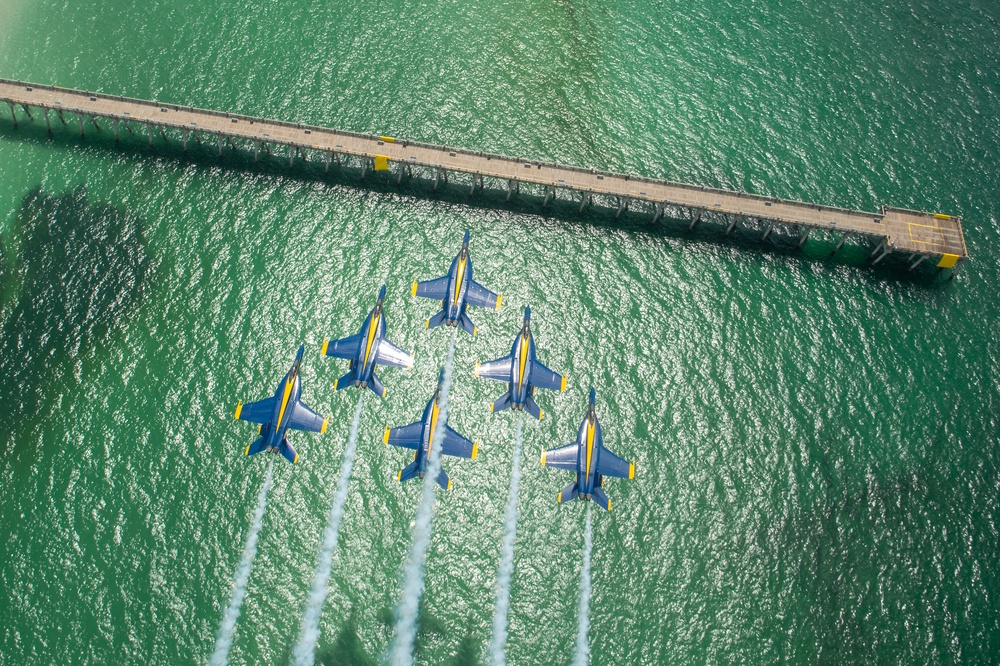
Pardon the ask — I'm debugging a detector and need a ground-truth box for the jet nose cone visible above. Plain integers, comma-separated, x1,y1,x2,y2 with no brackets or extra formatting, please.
589,387,596,405
438,368,446,384
524,306,531,322
296,344,305,362
463,230,471,246
378,284,387,302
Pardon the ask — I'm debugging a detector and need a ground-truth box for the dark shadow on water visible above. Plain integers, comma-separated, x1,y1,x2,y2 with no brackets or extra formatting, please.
314,612,379,666
0,119,959,290
0,185,154,451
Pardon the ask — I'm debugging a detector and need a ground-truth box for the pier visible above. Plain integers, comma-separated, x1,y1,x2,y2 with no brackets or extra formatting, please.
0,78,968,273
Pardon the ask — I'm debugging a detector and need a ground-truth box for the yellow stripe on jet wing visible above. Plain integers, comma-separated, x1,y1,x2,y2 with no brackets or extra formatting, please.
428,400,440,451
453,255,467,305
363,312,380,366
276,378,294,432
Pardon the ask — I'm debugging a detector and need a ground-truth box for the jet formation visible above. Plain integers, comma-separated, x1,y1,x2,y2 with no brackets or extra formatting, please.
232,231,635,509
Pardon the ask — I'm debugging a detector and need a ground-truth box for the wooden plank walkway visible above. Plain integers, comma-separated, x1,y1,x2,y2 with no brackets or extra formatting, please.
0,78,968,271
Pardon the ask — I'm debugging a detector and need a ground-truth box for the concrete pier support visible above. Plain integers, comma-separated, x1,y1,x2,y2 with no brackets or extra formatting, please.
288,144,294,167
651,203,664,224
45,109,51,134
181,129,188,151
578,191,591,213
908,254,928,271
20,104,32,119
56,109,67,125
8,103,16,128
434,169,440,190
360,160,366,180
761,220,775,241
324,151,331,173
868,238,887,260
725,215,738,236
797,228,811,248
114,119,120,141
79,114,85,137
542,186,555,207
397,165,404,184
688,208,702,231
147,121,153,146
468,175,476,196
506,179,514,202
218,134,224,157
831,231,851,255
254,141,261,162
90,115,100,130
872,243,893,265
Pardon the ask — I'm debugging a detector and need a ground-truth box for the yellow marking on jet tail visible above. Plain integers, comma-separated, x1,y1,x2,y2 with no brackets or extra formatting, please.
496,293,502,309
490,402,495,413
293,453,299,464
244,444,251,456
321,339,329,356
382,387,388,398
447,479,452,490
234,401,243,420
472,442,479,459
333,378,339,390
425,319,430,329
473,363,481,377
629,461,635,479
321,417,330,434
539,410,544,420
560,376,567,392
411,281,418,297
383,426,391,444
541,450,547,466
473,326,478,336
276,378,294,432
397,470,402,481
607,498,612,512
557,491,563,503
258,425,262,434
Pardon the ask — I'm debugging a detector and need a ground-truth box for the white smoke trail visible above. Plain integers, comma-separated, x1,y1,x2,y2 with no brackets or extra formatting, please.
389,332,457,666
210,460,275,666
292,393,365,666
489,415,525,666
572,506,593,666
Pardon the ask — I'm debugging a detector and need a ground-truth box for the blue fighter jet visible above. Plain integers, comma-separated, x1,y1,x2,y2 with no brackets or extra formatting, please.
474,306,566,419
384,369,479,490
541,389,635,511
233,345,329,464
322,284,414,398
411,231,501,335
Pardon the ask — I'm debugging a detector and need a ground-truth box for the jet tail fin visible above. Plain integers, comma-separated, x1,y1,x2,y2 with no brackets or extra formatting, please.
334,369,355,391
525,395,543,420
436,468,451,490
558,481,580,504
458,311,476,337
277,437,298,464
592,486,611,511
245,436,268,457
491,390,512,413
369,373,387,399
426,310,447,330
398,460,420,483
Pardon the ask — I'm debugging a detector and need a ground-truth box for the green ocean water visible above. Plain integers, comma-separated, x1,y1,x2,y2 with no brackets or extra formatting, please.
2,0,999,663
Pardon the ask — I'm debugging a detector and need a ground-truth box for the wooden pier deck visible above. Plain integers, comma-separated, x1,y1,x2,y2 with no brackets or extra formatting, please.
0,78,968,271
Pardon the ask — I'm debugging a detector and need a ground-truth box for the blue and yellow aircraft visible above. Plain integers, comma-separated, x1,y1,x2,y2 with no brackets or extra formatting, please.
474,306,566,419
233,345,329,464
322,284,414,398
384,369,479,490
541,388,635,511
412,231,501,335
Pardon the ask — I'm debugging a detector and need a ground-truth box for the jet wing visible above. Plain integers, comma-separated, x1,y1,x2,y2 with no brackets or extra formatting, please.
474,356,512,382
413,276,449,300
541,442,579,471
530,360,566,392
323,333,363,360
288,401,328,433
235,397,275,424
596,446,635,479
466,280,500,309
440,425,477,459
374,339,414,369
385,421,423,450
